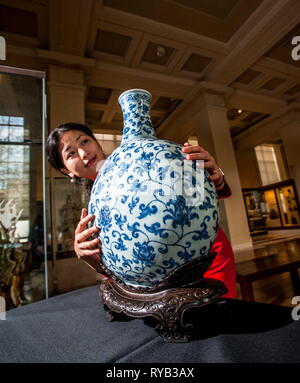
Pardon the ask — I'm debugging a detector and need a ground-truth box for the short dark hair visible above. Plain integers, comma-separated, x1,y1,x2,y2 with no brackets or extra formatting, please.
46,122,97,175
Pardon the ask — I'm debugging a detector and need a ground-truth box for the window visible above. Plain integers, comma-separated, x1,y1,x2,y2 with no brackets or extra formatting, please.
0,115,30,220
0,115,25,141
255,144,286,186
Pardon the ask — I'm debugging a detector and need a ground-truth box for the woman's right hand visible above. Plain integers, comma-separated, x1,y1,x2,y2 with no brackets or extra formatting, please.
74,208,101,259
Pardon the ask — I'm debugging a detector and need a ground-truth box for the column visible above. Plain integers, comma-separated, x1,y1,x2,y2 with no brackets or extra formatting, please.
48,65,86,128
47,66,98,293
279,119,300,196
191,91,254,260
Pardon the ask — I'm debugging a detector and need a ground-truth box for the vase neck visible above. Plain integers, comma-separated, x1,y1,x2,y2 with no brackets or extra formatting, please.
118,89,156,142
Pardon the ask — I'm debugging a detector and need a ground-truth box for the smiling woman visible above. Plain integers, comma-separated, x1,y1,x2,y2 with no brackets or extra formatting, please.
46,123,106,184
59,130,103,181
46,123,108,272
46,122,237,298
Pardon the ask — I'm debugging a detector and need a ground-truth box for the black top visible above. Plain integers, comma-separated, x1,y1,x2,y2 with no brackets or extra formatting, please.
0,285,299,363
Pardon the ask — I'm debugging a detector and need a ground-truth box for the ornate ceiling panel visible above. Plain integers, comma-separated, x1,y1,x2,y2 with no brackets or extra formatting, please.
1,0,300,140
103,0,263,42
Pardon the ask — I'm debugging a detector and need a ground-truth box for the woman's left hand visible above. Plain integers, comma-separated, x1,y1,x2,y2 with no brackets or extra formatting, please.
182,143,224,186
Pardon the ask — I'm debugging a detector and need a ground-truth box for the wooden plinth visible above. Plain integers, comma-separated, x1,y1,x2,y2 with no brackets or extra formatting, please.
98,254,227,342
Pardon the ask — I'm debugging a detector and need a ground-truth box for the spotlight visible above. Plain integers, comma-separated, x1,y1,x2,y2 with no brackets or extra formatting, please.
156,46,166,57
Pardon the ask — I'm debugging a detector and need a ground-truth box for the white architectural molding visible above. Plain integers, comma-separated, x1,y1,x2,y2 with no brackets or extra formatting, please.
49,0,94,56
37,49,96,67
234,107,300,149
157,86,231,142
97,4,227,55
6,44,36,57
227,0,279,51
86,102,108,111
207,0,300,84
197,81,233,95
254,57,300,80
47,81,86,92
226,88,287,114
94,61,196,86
87,62,196,98
88,123,123,134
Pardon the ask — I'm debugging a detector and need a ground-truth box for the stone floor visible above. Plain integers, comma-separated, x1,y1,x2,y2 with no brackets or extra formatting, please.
252,229,300,249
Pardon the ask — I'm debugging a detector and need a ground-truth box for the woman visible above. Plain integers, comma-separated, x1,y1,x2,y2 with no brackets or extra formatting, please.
46,122,236,298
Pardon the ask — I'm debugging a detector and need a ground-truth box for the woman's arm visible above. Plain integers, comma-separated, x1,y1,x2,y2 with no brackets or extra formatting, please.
74,208,103,272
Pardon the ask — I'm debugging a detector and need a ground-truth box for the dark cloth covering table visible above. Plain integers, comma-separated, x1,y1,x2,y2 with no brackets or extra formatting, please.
0,285,299,363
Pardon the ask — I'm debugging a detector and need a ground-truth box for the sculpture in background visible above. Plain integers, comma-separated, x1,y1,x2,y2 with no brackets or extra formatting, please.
58,194,81,251
0,200,26,308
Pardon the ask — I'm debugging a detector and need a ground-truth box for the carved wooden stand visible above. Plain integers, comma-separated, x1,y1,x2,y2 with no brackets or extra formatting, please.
99,253,227,342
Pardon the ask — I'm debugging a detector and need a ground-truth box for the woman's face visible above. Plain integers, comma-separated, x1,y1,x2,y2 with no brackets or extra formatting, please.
59,130,106,181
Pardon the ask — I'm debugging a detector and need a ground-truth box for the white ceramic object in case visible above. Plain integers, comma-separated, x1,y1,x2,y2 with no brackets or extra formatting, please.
89,89,219,288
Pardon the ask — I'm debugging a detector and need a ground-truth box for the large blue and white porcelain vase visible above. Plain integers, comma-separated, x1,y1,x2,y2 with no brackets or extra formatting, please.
89,89,219,288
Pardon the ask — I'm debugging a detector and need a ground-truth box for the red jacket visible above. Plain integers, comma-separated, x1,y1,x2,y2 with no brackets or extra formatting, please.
203,181,237,298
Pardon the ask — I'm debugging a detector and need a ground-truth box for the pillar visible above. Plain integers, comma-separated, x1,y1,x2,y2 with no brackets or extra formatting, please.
279,120,300,197
191,91,254,261
47,66,98,293
48,65,86,128
235,148,261,189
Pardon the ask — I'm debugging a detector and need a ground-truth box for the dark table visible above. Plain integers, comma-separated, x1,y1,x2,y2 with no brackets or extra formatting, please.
0,285,300,363
236,252,300,301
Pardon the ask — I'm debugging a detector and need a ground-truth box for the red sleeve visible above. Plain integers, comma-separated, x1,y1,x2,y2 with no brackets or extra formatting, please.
204,228,237,299
216,179,231,199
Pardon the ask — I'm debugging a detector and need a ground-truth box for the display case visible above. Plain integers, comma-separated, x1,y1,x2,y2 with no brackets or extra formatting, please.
274,182,300,227
243,179,300,234
51,176,88,258
243,190,267,235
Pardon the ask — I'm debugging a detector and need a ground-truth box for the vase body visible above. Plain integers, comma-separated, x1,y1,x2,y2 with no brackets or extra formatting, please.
89,89,219,288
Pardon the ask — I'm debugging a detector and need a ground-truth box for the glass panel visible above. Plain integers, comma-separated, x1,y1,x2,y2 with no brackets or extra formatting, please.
0,69,46,310
255,144,281,185
243,190,267,235
276,185,300,226
10,125,24,141
0,116,9,124
53,177,88,255
264,189,281,228
0,125,8,141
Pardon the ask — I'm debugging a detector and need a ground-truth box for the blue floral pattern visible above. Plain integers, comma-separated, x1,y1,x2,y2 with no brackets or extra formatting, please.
89,89,219,288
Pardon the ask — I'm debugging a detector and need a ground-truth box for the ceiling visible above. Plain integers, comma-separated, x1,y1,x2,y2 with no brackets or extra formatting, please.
0,0,300,142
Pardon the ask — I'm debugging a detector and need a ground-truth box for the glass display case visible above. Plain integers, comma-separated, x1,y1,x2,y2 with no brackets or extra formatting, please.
52,176,88,258
243,179,300,234
243,190,268,235
264,189,281,228
0,66,48,309
275,183,300,226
